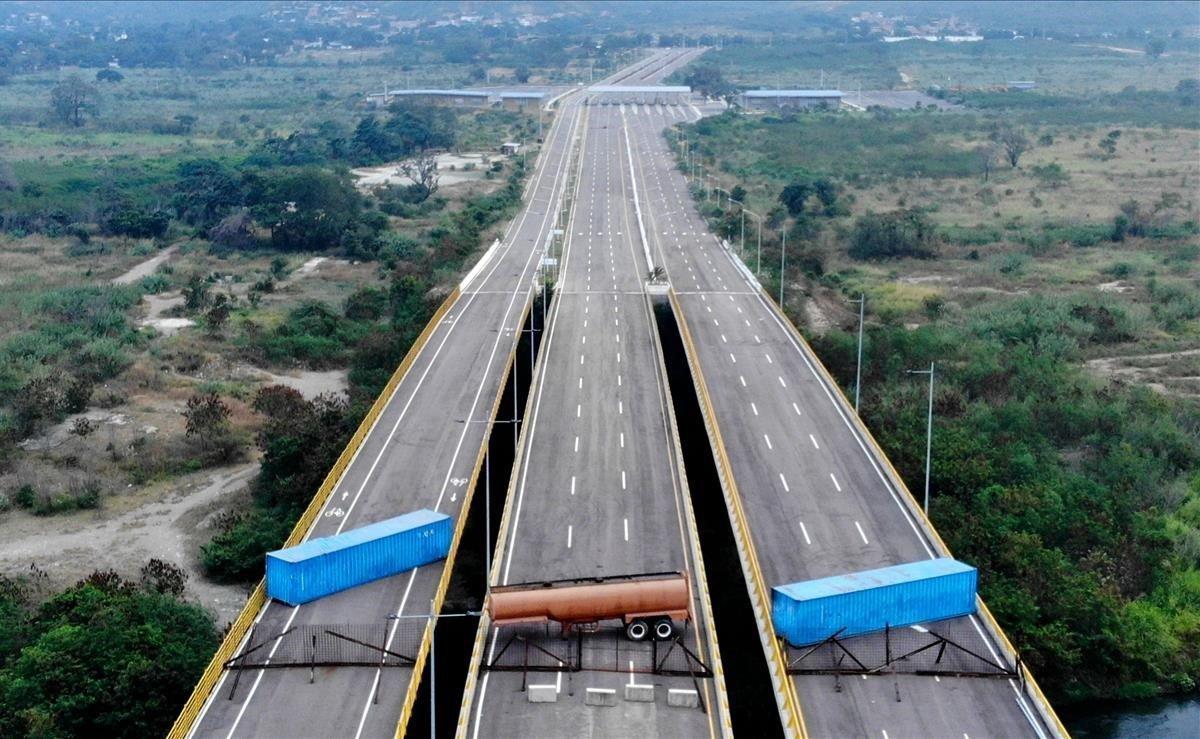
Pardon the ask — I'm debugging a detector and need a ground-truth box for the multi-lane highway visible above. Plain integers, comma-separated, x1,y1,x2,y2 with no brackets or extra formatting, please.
619,95,1063,738
457,48,732,738
180,51,692,739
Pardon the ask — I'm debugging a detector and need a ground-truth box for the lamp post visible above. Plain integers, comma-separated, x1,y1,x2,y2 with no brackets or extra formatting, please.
779,226,787,307
849,294,865,412
906,362,936,517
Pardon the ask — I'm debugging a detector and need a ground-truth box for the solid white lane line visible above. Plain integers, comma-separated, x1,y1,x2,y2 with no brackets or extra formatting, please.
831,473,842,492
799,521,811,545
810,434,820,449
855,521,869,544
764,434,773,450
779,473,790,492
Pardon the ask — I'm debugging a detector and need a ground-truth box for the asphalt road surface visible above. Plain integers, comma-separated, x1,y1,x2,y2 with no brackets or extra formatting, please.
460,48,729,739
620,99,1058,739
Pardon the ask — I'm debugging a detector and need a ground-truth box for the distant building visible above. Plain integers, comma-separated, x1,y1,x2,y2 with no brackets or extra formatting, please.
586,85,692,105
1005,81,1037,91
500,142,521,156
737,90,845,111
366,89,491,108
498,91,546,111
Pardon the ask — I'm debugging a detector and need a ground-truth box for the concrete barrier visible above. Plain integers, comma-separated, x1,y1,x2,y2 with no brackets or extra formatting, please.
668,689,700,709
624,684,655,703
585,688,617,707
527,685,558,703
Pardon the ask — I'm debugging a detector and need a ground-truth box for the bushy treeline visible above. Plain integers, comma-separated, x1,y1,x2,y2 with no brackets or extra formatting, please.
811,295,1200,702
0,563,218,738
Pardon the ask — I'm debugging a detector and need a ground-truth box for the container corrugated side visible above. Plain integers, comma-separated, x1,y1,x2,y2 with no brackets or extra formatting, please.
771,559,977,646
266,509,452,606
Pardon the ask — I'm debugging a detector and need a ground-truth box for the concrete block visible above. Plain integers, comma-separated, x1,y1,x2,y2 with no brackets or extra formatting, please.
527,684,557,703
667,688,700,708
624,684,655,703
585,688,617,707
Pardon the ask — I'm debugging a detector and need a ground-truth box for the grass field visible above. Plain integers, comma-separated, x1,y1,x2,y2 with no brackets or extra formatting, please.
679,38,1200,94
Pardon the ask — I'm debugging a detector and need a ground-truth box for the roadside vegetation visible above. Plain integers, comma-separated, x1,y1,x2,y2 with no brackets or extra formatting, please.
0,8,557,732
674,45,1199,705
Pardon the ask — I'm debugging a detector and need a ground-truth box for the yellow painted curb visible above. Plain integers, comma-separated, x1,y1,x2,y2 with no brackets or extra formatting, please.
669,289,807,739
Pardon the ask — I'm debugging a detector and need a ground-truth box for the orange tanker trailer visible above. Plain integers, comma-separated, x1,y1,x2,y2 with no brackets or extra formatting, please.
486,571,692,641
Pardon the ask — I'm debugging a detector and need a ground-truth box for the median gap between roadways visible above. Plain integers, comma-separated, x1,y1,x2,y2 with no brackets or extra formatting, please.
653,298,785,739
409,285,549,738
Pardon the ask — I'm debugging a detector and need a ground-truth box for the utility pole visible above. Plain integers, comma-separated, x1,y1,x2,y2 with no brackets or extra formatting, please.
906,363,936,517
779,227,787,307
850,294,865,412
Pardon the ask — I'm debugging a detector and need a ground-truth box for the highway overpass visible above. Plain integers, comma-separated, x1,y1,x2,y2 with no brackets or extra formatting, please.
456,47,731,739
619,90,1066,738
170,50,692,739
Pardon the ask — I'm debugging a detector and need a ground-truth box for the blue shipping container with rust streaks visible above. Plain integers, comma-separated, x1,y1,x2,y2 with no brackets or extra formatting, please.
266,509,452,606
772,558,977,647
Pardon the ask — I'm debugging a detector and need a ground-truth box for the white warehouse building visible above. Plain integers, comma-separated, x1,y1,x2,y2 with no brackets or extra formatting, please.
737,89,845,111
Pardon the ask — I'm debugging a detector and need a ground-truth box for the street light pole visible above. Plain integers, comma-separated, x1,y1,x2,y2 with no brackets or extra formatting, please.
779,227,787,306
906,362,936,517
850,294,865,412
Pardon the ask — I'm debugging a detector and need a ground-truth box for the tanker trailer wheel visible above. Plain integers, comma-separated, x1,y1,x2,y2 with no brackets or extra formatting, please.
653,618,675,641
625,619,649,641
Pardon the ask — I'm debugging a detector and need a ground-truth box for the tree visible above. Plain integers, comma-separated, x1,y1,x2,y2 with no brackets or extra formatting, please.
1098,129,1121,159
1145,38,1167,59
184,392,231,454
95,68,124,83
848,209,938,260
399,154,440,203
208,210,257,251
975,144,997,182
49,74,98,127
779,181,813,216
684,63,733,99
181,274,211,312
998,127,1030,168
205,294,231,336
0,570,218,738
173,159,244,228
514,65,531,83
1031,162,1071,189
253,169,365,252
729,184,747,203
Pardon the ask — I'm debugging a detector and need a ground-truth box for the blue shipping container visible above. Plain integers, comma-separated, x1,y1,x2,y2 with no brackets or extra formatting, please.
266,509,452,606
772,558,977,646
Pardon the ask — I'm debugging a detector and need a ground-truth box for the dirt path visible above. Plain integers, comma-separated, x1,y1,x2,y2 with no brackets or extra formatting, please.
112,245,178,285
0,463,257,624
1085,348,1200,398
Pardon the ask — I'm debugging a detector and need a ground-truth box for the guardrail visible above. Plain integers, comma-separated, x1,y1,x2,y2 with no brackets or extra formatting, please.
168,287,461,739
668,288,807,739
755,285,1069,738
